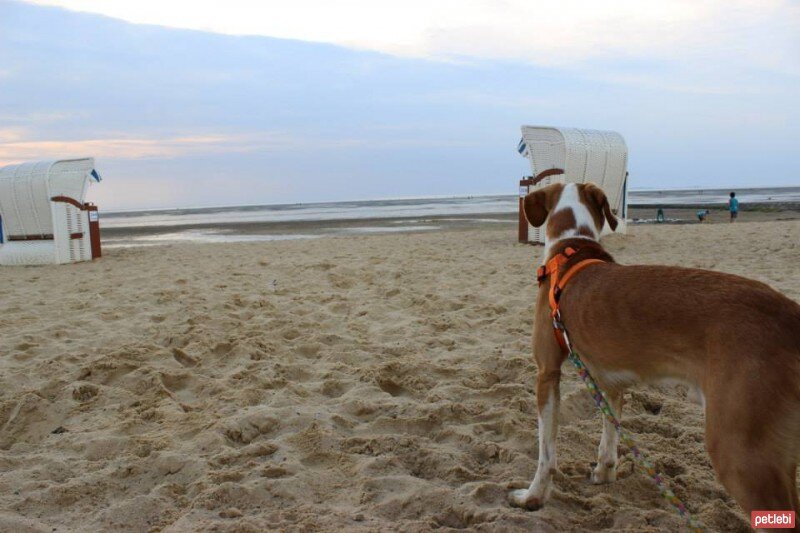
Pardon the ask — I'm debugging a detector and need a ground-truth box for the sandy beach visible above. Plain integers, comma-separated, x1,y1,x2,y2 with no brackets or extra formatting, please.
1,218,798,532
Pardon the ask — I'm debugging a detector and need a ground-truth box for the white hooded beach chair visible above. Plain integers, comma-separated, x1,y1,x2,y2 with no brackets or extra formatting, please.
0,158,102,266
516,126,628,243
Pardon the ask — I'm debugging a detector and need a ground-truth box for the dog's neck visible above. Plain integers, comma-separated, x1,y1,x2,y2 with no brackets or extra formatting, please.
546,237,615,265
544,234,596,263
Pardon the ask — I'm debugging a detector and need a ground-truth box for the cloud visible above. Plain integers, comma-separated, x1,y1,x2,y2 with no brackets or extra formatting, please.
0,128,24,143
0,127,396,168
0,111,76,121
0,128,487,168
0,131,294,166
23,0,799,72
3,0,799,207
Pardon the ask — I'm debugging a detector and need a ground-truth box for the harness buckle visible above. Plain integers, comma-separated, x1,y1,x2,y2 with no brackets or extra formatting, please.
536,265,548,284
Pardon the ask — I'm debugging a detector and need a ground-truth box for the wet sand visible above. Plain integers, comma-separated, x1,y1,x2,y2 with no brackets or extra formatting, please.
97,202,800,246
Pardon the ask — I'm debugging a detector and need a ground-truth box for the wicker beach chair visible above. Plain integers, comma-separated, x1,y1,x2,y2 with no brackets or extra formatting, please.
516,126,628,243
0,158,102,265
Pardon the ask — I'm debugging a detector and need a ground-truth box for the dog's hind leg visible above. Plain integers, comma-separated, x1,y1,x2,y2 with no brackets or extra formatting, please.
705,385,800,530
709,444,798,531
591,389,623,484
509,335,566,510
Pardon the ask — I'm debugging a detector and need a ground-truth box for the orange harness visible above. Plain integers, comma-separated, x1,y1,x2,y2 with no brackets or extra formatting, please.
536,247,606,352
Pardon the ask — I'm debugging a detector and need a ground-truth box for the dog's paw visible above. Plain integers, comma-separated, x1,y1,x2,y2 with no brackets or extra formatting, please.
508,489,544,510
590,462,617,484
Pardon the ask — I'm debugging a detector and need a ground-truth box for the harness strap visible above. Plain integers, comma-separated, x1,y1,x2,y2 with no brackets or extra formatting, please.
536,246,576,284
549,258,606,316
538,247,605,353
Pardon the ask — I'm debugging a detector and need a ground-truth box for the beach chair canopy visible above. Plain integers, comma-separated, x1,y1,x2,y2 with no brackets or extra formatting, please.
0,158,101,265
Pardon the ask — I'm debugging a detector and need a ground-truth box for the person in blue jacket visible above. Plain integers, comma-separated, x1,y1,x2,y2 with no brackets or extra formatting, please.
728,192,739,222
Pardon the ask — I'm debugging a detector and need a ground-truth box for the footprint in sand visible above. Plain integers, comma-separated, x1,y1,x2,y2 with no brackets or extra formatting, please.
468,482,508,506
172,347,198,367
261,465,293,478
321,380,349,398
222,410,281,445
212,342,233,356
72,383,99,402
15,342,39,351
294,343,321,357
376,378,408,398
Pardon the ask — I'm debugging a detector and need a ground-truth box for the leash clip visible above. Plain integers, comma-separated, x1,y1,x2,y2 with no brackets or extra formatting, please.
552,309,565,331
552,309,574,354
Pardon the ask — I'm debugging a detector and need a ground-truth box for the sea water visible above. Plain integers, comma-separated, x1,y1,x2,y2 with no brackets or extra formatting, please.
100,186,799,246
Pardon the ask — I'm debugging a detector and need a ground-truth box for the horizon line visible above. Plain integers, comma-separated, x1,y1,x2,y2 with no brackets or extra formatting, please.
99,184,800,215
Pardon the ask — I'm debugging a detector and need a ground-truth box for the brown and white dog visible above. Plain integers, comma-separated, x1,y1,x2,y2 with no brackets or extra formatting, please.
508,182,800,527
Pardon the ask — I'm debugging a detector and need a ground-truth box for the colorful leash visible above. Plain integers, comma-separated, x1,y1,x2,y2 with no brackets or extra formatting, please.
554,312,706,532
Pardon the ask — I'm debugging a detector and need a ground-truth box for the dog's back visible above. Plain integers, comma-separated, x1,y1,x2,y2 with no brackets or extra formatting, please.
561,262,800,374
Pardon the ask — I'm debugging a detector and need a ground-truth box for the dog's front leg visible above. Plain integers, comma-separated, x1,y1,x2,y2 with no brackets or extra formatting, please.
509,366,562,510
591,389,623,484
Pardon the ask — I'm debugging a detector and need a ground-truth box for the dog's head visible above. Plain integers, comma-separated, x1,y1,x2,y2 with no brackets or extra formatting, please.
523,182,618,242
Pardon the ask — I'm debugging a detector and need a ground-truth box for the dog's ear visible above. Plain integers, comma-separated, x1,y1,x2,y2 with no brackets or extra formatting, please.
522,189,549,227
584,183,618,231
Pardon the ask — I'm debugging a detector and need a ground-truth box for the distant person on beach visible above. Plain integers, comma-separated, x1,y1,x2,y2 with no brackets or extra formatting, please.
728,192,739,222
696,209,710,222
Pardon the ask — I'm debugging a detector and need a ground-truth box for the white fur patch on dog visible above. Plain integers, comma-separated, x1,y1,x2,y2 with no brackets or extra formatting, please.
544,183,598,256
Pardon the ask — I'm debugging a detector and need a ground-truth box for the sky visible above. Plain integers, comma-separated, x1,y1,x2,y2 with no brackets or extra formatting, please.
0,0,798,210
